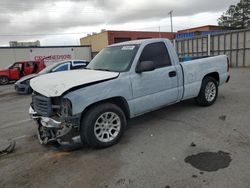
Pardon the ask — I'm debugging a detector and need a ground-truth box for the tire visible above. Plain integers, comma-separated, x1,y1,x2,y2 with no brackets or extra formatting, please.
80,103,126,149
0,76,9,85
195,77,218,106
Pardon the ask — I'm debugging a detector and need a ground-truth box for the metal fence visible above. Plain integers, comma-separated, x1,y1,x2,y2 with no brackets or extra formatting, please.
173,29,250,67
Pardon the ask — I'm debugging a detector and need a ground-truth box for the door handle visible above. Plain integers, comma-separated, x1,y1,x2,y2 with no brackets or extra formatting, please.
169,71,177,77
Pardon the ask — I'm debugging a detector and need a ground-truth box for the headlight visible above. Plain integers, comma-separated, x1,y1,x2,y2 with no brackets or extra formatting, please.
61,98,72,117
21,79,30,85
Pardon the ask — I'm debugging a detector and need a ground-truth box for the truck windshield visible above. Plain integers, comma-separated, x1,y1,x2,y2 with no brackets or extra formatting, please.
86,45,139,72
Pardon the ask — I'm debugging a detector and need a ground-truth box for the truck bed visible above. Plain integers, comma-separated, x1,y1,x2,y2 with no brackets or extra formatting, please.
180,55,229,100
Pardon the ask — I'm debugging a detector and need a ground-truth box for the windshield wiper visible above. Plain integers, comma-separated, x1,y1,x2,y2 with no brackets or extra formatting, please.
84,67,92,70
94,68,112,72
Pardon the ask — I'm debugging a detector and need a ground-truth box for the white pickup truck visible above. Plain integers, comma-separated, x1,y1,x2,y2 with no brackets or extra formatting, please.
29,38,230,148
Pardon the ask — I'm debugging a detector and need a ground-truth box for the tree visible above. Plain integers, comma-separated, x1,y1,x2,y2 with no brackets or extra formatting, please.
218,0,250,29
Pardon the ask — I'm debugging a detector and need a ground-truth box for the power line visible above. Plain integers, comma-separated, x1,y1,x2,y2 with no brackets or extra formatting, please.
0,21,100,25
0,9,174,15
0,26,171,37
0,24,184,37
0,3,176,13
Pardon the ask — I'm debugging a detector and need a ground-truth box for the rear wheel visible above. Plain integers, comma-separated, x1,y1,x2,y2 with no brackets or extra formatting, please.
195,77,218,106
80,103,126,149
0,76,9,85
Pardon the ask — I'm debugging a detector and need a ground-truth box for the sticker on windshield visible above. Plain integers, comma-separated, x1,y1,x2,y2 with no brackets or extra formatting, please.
121,46,135,50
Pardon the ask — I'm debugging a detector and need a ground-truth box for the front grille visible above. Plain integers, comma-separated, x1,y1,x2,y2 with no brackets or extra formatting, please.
32,93,52,117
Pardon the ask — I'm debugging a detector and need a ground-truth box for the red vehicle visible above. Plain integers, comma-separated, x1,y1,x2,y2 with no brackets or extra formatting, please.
0,60,46,85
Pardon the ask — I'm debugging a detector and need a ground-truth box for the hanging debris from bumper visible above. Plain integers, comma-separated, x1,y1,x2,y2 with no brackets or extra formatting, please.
0,140,16,157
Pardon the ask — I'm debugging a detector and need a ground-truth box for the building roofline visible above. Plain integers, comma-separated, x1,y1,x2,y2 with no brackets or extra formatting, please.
177,25,223,32
80,30,176,39
0,45,91,49
105,30,176,34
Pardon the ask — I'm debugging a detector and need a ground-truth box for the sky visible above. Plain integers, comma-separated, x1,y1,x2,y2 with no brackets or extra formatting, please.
0,0,239,46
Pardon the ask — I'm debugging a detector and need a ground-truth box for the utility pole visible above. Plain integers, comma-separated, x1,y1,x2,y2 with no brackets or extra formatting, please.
168,10,173,33
158,26,162,38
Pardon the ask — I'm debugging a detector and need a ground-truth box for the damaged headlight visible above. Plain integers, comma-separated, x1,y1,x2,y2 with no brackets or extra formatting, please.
24,79,30,85
61,98,72,117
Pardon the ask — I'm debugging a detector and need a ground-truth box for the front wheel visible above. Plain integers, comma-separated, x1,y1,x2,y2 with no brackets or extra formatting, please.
195,77,218,106
0,76,9,85
80,103,126,149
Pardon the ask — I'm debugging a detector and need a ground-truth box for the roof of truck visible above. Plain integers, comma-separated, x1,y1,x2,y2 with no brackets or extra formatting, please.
109,38,170,47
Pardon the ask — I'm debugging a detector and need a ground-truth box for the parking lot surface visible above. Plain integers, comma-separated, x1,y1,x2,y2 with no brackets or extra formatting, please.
0,68,250,188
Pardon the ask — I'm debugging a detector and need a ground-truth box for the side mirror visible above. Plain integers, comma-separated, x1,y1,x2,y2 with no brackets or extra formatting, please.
136,61,155,73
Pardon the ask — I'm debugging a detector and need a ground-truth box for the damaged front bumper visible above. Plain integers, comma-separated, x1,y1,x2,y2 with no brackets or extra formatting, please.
29,106,81,145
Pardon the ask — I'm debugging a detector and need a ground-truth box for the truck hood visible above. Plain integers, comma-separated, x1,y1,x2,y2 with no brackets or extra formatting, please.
30,69,119,97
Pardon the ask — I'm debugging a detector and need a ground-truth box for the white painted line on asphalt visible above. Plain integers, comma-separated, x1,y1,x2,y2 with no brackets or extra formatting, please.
12,135,29,141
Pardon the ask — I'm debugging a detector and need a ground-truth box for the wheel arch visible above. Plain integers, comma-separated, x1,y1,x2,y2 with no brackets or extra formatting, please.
0,73,10,79
80,96,131,121
203,72,220,84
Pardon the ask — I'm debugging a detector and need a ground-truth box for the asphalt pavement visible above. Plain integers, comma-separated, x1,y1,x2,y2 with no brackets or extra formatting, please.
0,68,250,188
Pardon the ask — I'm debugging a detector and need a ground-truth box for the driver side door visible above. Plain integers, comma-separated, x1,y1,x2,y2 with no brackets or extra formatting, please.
130,42,179,115
9,63,21,80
